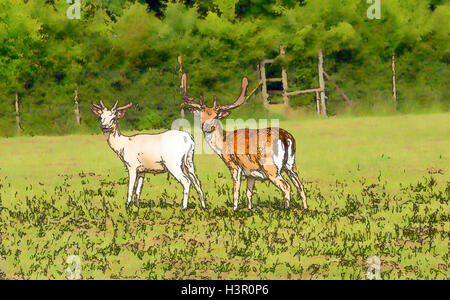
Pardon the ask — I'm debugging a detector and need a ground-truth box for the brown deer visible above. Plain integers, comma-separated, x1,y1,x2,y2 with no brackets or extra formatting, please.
181,74,307,210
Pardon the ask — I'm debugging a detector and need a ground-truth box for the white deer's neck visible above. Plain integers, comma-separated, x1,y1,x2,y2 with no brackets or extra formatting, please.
104,124,128,159
204,121,225,157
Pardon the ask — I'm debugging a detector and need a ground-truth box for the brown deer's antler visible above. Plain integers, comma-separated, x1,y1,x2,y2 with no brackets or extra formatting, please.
214,77,248,111
181,73,203,110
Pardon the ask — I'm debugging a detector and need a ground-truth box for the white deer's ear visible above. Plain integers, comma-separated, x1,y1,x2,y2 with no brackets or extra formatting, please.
116,109,127,119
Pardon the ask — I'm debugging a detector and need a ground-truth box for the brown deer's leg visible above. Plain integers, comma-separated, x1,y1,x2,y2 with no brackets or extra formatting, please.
286,164,308,210
231,168,242,210
263,165,291,209
270,175,291,209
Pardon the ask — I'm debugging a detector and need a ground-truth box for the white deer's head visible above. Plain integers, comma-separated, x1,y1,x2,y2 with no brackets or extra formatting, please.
91,100,132,133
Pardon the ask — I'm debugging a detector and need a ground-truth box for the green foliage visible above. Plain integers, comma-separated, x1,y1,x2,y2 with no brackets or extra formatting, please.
137,110,165,130
0,0,42,91
0,0,448,136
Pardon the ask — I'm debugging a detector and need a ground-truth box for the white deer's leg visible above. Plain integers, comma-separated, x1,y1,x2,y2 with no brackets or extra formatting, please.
231,168,242,211
135,174,145,208
246,177,255,210
126,169,137,208
167,166,191,210
187,170,205,208
180,175,191,210
184,152,205,208
184,143,206,208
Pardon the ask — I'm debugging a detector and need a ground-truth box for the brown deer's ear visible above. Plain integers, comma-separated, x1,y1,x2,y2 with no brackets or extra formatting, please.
91,106,102,116
116,109,127,119
217,111,231,119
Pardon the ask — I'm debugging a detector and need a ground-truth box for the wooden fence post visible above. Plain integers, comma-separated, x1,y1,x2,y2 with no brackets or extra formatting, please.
74,87,81,126
178,55,185,118
315,91,321,116
318,49,327,116
259,48,329,115
392,55,397,105
260,61,269,108
15,91,21,132
280,45,290,114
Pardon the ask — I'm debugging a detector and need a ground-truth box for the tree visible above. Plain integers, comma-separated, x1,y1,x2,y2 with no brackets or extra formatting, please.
0,0,42,95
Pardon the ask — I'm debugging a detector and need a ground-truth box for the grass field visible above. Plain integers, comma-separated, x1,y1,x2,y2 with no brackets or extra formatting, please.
0,113,448,279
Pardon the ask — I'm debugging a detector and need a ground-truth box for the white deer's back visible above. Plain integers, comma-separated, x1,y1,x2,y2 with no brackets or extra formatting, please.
124,130,194,171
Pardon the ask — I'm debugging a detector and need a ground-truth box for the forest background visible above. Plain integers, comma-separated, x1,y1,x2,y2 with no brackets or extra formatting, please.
0,0,448,136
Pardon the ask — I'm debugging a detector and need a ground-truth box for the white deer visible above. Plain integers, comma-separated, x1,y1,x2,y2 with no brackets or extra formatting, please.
91,100,205,209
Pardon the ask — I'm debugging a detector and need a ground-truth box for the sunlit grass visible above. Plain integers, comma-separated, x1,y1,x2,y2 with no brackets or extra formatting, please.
0,113,448,279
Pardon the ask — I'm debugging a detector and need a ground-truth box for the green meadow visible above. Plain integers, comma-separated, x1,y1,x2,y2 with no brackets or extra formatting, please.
0,113,448,279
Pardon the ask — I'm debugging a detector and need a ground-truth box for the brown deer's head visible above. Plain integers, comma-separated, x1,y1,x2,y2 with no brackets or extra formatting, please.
181,73,248,133
91,100,132,133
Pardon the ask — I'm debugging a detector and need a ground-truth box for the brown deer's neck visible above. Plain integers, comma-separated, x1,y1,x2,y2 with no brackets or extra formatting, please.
203,120,226,157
